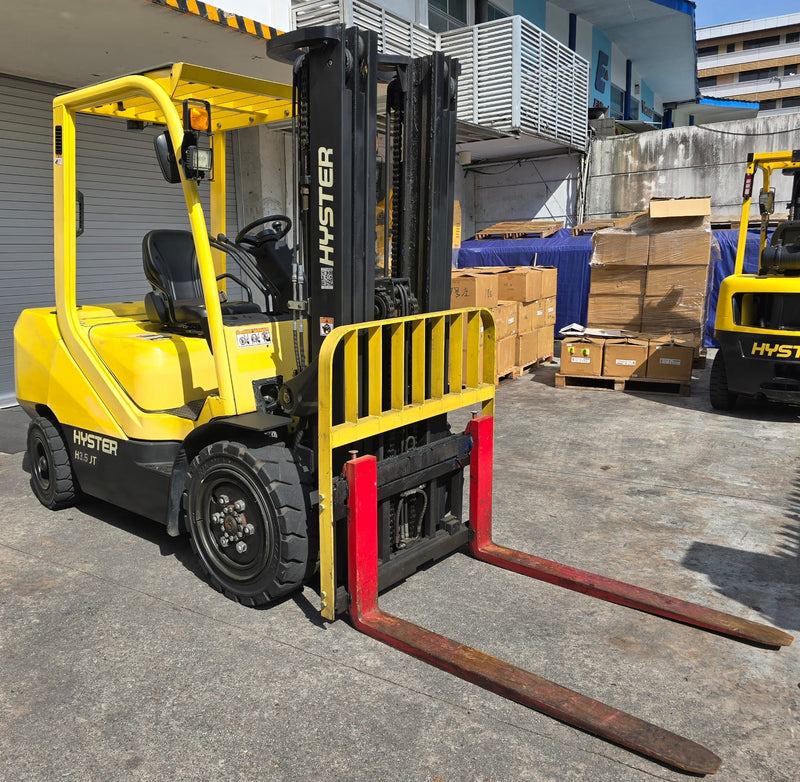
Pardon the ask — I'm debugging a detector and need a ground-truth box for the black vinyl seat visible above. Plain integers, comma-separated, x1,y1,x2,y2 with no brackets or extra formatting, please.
761,220,800,274
142,229,260,327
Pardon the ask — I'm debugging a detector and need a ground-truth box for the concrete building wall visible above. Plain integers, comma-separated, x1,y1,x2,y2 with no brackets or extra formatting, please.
462,153,583,236
545,2,569,47
585,113,800,219
235,126,295,243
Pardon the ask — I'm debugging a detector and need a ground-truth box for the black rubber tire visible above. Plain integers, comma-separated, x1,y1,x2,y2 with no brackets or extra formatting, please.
709,351,737,411
183,441,310,606
27,416,78,510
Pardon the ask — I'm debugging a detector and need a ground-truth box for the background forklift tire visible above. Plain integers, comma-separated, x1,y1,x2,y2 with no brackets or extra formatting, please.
709,351,737,411
184,441,309,606
27,417,79,510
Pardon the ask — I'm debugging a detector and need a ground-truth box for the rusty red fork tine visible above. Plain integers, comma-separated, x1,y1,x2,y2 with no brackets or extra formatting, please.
465,415,793,649
345,454,722,776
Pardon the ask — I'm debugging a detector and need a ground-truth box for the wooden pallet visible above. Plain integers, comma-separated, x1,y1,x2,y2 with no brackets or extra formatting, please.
555,373,691,396
711,213,788,231
476,220,563,240
570,219,616,236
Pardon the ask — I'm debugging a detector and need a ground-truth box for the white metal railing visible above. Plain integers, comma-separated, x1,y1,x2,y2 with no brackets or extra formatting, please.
698,41,800,72
292,0,437,56
292,0,589,151
440,17,589,150
701,72,800,99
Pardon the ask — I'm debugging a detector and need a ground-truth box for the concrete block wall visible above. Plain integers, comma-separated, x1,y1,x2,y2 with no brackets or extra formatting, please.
585,113,800,220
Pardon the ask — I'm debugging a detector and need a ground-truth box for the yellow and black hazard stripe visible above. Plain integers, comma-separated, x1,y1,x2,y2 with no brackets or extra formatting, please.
150,0,282,39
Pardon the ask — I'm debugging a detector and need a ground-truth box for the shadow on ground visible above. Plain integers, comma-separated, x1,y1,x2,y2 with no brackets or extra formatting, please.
681,468,800,634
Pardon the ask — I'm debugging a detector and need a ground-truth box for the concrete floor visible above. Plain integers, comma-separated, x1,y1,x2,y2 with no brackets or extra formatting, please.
1,354,798,781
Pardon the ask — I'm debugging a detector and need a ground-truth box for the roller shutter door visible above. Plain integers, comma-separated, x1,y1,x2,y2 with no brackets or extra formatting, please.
0,73,239,407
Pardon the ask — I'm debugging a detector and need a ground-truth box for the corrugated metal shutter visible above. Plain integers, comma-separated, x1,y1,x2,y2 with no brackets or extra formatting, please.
0,73,239,407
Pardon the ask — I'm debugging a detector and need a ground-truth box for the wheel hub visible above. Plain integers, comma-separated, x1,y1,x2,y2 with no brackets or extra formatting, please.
211,493,256,553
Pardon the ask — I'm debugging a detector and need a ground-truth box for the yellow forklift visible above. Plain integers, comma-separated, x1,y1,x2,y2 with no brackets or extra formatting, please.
15,26,792,774
711,150,800,408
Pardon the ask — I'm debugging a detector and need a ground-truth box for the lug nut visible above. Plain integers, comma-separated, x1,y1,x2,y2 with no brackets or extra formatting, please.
244,524,255,536
236,541,247,554
234,499,246,512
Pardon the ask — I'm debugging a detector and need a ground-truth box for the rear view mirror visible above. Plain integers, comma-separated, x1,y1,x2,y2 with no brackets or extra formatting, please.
758,187,775,216
154,131,180,184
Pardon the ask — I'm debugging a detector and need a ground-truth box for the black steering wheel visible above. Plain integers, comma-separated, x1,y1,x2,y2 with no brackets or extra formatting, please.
235,215,292,250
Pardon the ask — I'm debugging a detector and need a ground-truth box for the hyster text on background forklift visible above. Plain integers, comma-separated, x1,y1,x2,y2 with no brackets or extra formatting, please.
15,25,792,775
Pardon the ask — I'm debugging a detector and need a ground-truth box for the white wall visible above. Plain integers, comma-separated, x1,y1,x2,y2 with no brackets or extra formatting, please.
545,2,570,47
463,153,583,236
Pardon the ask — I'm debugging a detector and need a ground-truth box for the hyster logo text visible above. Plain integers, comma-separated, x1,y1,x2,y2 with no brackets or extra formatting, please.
73,429,118,455
318,147,334,274
751,342,800,359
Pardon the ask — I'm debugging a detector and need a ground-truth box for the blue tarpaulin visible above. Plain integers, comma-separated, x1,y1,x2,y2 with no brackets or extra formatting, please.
704,229,765,347
457,227,769,346
458,229,593,334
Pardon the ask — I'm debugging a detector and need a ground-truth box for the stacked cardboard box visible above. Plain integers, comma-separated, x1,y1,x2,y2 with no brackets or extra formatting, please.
561,332,696,382
451,266,557,380
587,199,712,342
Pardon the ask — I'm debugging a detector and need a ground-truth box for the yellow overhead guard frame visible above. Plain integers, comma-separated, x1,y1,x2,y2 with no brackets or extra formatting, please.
52,64,294,429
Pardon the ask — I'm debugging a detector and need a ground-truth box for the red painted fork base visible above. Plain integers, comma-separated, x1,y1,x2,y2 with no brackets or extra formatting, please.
465,415,793,649
345,454,721,776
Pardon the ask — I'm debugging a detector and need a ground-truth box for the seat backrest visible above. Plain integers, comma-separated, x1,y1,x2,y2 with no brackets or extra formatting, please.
142,229,202,302
769,220,800,248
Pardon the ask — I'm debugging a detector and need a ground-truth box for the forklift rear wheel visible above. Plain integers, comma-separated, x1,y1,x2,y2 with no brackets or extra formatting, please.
27,417,78,510
184,441,309,606
709,351,737,410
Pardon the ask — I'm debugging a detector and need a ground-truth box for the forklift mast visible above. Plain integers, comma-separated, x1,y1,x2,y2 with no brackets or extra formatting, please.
268,25,459,354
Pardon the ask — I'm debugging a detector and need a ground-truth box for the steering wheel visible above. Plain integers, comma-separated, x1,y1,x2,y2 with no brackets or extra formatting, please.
235,215,292,250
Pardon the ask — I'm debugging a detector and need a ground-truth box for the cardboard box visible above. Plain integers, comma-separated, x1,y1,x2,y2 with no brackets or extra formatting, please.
496,335,517,376
492,300,519,340
531,300,546,329
586,295,643,332
497,268,542,303
461,319,484,382
451,272,498,309
640,295,703,334
516,330,539,366
590,265,647,297
648,230,711,266
535,266,558,298
518,301,537,332
591,231,650,266
646,337,694,380
649,197,711,219
644,265,710,298
544,297,556,326
561,337,604,376
538,326,555,360
602,337,649,378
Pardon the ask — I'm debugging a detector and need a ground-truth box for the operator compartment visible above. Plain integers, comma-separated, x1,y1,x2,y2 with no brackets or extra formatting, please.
733,289,800,331
88,318,217,412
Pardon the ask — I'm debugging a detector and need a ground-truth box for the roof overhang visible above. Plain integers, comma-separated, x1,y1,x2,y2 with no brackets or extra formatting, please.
669,95,760,124
0,0,292,89
554,0,698,103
